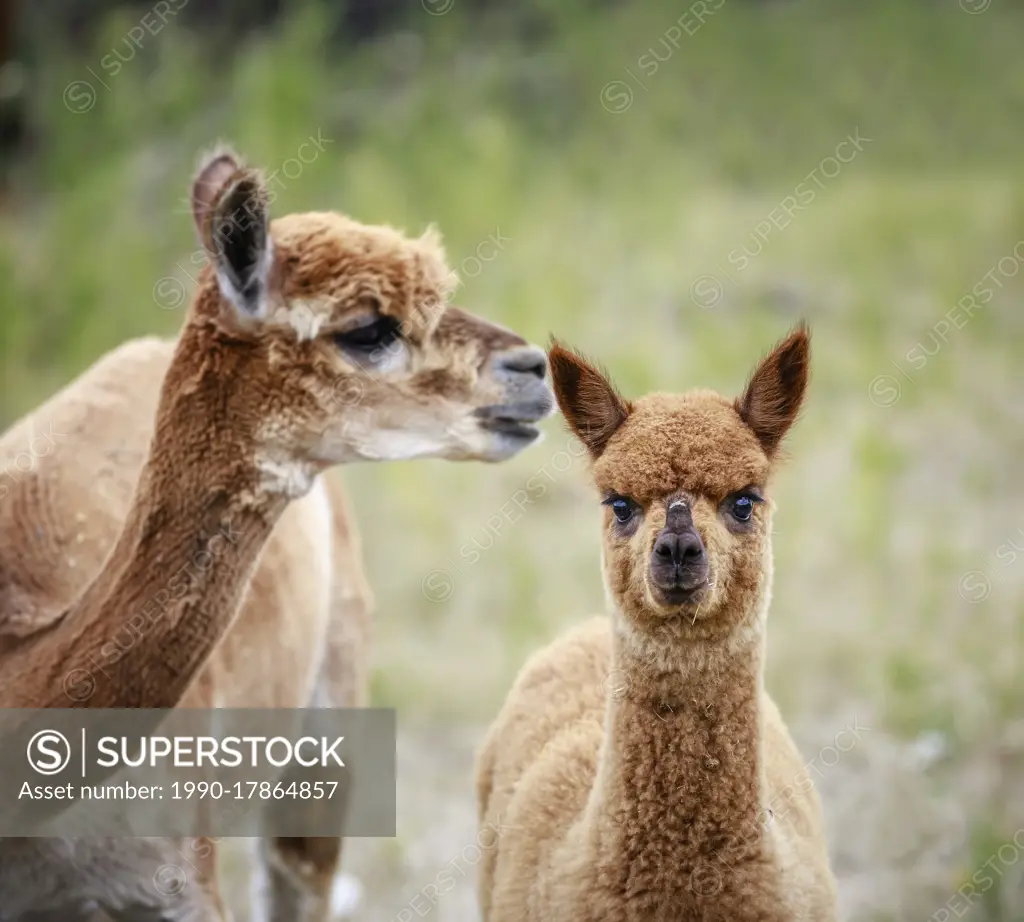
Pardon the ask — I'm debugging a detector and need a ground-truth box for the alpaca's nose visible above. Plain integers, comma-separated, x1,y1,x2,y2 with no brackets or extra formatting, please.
649,507,709,597
653,530,705,567
495,346,548,380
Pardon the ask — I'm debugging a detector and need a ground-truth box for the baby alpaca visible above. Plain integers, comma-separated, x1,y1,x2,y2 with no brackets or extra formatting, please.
477,327,839,921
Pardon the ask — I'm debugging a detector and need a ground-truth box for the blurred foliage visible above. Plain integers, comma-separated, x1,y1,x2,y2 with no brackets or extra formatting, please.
4,0,1024,409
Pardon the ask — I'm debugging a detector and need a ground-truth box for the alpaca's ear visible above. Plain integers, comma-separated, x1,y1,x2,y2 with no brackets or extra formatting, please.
549,341,631,458
191,145,272,320
736,324,810,456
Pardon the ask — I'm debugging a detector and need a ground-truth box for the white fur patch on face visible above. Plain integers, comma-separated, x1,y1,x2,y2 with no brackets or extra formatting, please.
277,298,329,342
346,428,449,462
320,406,472,463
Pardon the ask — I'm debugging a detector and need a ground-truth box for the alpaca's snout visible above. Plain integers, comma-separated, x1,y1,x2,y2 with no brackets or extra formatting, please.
652,529,705,570
650,528,707,586
488,345,554,421
649,500,709,605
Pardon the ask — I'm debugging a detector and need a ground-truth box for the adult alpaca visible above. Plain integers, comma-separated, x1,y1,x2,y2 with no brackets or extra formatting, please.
477,327,839,921
0,145,553,921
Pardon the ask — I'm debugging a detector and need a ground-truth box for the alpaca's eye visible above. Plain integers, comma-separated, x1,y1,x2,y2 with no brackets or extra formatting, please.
729,492,763,522
603,495,636,524
335,316,400,352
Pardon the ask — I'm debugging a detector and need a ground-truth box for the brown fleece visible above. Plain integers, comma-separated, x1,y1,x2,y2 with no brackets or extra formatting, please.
477,327,839,922
0,144,552,921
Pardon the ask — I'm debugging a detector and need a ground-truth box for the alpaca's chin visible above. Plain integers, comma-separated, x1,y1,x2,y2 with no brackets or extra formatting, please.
478,423,544,462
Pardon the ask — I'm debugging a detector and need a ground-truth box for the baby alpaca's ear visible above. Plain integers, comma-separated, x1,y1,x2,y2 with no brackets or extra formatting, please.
549,341,631,458
736,324,810,456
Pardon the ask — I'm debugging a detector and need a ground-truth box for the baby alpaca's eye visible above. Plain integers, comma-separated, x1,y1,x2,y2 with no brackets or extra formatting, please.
728,491,763,523
603,494,637,524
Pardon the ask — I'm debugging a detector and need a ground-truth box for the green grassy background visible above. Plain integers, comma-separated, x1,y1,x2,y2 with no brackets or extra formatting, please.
4,1,1024,918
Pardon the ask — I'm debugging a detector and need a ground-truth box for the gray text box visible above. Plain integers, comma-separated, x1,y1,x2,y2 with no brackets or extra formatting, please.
0,708,395,836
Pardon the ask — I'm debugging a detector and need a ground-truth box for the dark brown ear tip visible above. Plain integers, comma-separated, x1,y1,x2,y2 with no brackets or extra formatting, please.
546,338,574,361
773,324,811,375
546,341,585,384
788,322,811,351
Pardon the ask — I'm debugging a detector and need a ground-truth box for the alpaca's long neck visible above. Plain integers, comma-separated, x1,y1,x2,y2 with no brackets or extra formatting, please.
8,328,289,709
586,616,781,915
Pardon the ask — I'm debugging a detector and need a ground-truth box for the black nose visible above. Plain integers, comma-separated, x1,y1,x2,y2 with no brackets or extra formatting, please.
653,531,705,567
495,346,548,379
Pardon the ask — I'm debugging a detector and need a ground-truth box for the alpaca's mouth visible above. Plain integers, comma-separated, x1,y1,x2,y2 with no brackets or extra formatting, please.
657,585,702,603
480,418,541,440
652,584,706,609
475,402,550,441
647,567,713,613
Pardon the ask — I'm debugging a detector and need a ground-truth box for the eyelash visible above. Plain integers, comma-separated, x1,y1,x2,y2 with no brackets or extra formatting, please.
602,493,638,525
